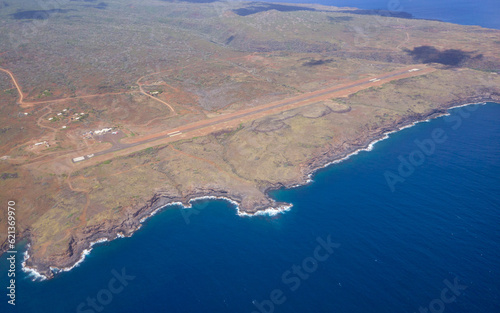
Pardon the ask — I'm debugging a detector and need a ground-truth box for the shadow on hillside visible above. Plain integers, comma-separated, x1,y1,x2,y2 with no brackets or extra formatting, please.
11,9,73,19
70,0,108,9
337,9,413,19
233,3,317,16
303,59,334,67
327,16,353,22
405,46,480,66
94,2,108,9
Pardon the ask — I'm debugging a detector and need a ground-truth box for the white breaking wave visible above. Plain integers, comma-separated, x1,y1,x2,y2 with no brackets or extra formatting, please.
51,238,109,274
22,245,47,281
21,101,488,280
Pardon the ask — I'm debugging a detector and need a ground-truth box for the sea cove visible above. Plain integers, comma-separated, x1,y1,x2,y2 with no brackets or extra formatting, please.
1,0,499,312
2,102,499,312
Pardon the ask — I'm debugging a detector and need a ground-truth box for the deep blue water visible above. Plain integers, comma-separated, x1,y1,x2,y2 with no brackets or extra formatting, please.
1,1,500,312
2,103,499,312
273,0,500,30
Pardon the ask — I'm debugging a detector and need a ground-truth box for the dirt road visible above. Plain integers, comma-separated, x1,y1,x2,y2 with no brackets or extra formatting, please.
68,65,434,166
0,67,24,104
11,64,433,170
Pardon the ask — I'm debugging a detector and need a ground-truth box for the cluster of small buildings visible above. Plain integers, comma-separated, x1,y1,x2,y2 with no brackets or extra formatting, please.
71,112,86,121
48,110,85,122
48,109,68,121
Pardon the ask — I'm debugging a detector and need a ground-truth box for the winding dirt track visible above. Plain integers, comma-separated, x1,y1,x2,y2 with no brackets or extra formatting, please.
103,65,435,149
65,64,434,169
3,64,434,169
0,67,24,103
0,67,166,110
136,72,177,114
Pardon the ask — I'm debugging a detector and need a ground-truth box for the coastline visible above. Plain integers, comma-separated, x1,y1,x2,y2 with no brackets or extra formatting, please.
279,98,496,193
19,96,500,281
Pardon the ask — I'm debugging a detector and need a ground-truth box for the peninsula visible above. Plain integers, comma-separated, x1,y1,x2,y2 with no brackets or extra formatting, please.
0,0,499,279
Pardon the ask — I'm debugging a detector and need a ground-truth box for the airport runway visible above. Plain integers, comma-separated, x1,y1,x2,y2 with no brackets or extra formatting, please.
71,66,432,163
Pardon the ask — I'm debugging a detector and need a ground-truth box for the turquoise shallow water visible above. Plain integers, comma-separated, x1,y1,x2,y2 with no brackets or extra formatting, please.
1,103,499,312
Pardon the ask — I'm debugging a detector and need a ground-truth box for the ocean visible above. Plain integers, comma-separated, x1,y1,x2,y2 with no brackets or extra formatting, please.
276,0,500,29
1,1,499,313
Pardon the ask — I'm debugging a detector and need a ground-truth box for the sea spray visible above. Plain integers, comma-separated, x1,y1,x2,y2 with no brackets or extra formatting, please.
20,102,489,280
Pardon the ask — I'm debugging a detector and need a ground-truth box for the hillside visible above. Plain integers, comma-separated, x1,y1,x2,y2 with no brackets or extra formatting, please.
0,0,499,278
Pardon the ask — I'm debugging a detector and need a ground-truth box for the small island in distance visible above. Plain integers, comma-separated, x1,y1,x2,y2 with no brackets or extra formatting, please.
0,0,499,279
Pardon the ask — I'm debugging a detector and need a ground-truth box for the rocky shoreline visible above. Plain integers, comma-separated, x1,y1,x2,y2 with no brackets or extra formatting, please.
16,94,500,280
